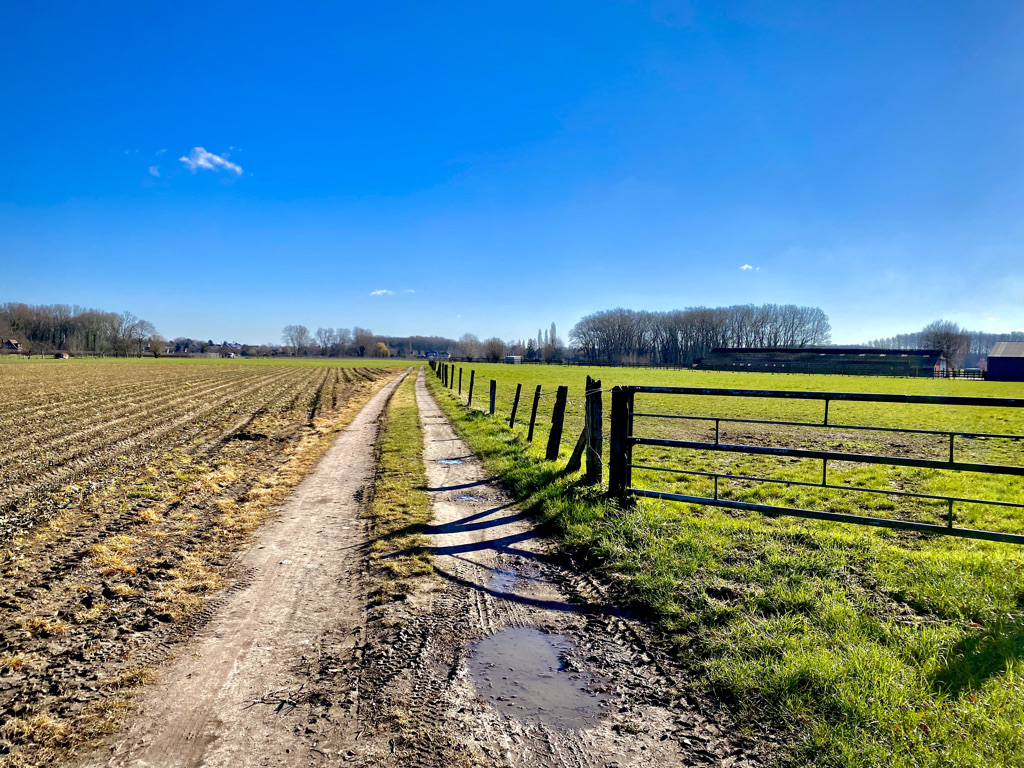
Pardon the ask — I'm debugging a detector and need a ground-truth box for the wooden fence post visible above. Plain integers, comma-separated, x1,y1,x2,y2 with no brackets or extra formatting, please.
489,380,497,416
509,383,522,428
468,370,475,406
608,386,633,495
564,429,586,474
585,376,603,485
449,365,454,389
458,368,463,395
545,385,568,460
527,385,541,442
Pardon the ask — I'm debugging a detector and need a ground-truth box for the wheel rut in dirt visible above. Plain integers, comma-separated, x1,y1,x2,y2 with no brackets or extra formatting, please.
350,369,770,767
73,369,410,768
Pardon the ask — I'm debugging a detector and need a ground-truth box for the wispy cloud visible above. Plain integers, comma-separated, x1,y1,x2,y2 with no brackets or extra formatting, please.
403,288,415,294
156,149,166,156
740,264,760,271
370,289,393,296
988,317,998,322
148,166,160,177
179,147,243,175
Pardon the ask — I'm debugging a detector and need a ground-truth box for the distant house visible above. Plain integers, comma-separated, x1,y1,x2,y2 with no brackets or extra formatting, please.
504,355,522,364
987,342,1024,382
54,351,70,359
695,348,947,378
3,339,22,353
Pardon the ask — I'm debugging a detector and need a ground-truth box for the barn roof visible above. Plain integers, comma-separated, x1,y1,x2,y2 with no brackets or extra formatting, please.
989,342,1024,358
705,347,943,359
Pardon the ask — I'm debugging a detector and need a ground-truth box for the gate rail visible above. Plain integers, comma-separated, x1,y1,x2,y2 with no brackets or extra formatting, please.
608,386,1024,545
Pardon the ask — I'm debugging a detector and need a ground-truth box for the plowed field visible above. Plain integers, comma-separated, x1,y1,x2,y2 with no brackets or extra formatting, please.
0,359,398,766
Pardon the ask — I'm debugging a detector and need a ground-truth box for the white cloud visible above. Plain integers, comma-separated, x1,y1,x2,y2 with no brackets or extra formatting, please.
988,317,998,322
740,264,760,271
156,149,166,155
403,288,415,294
370,289,393,296
148,166,160,177
179,147,243,175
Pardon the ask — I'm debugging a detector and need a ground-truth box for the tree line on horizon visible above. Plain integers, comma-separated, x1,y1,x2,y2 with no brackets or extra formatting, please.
4,301,1019,368
0,302,159,357
569,304,832,366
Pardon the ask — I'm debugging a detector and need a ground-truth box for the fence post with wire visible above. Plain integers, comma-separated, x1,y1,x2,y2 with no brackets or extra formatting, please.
545,386,568,460
527,385,541,442
585,376,603,485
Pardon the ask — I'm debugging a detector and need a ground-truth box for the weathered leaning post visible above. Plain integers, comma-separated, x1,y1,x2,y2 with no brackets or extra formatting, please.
489,379,497,415
527,384,541,442
545,385,569,460
509,383,523,427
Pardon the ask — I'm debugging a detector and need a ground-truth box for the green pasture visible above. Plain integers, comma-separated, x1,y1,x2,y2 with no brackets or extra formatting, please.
427,364,1024,768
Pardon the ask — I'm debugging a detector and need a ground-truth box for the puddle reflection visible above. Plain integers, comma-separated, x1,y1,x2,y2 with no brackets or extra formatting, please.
467,627,606,730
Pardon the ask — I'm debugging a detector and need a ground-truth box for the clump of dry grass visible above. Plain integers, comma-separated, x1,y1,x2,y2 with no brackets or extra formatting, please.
0,653,32,672
18,616,69,638
89,535,139,576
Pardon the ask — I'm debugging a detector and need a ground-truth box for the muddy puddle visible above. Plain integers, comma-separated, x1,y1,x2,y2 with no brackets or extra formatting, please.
467,627,606,730
487,569,521,593
436,458,465,465
454,494,486,502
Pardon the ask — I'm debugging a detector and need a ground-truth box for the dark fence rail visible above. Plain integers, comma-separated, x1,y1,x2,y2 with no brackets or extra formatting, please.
608,385,1024,545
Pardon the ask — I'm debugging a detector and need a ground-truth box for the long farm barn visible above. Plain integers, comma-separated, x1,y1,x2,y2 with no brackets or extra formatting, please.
695,346,946,377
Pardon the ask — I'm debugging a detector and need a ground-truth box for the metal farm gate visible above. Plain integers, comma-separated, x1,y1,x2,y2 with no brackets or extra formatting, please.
608,386,1024,545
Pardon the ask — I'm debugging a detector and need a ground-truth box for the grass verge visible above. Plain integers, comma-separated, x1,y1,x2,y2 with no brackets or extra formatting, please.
365,371,433,605
425,369,1024,768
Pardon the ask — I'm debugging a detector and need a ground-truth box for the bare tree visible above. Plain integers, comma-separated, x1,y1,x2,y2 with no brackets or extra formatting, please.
920,320,970,368
315,327,336,353
457,333,481,359
353,327,375,357
335,328,353,356
483,337,506,362
282,324,312,355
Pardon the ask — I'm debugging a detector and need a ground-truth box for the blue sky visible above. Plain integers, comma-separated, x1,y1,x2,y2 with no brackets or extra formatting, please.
2,1,1022,345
